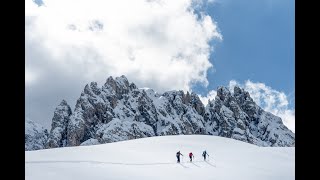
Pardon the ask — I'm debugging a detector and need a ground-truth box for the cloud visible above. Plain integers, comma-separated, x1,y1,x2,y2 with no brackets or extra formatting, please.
229,80,295,133
26,0,222,91
25,0,222,128
25,67,37,86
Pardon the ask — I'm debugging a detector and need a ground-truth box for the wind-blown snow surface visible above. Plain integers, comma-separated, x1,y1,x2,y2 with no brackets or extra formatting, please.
25,135,294,180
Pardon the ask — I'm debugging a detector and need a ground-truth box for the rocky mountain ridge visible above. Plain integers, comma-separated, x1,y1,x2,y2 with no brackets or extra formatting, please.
25,75,295,150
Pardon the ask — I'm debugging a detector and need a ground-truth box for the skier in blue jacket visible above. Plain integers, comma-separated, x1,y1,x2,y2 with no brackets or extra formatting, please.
202,150,209,161
176,151,183,163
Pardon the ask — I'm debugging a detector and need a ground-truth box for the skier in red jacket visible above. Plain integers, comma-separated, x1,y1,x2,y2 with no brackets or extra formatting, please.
189,152,194,162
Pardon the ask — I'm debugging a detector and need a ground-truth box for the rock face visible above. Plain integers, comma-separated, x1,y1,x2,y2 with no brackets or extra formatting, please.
204,86,294,146
44,75,294,148
25,118,48,151
46,100,72,148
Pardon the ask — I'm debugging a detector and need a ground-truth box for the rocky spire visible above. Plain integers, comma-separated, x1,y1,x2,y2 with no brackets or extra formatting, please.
46,100,72,148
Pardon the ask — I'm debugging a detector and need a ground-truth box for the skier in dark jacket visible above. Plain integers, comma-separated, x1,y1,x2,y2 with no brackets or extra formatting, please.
202,150,209,161
189,152,194,162
176,151,183,163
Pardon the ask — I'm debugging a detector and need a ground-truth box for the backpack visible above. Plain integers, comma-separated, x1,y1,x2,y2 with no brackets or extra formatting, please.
189,152,192,157
176,152,180,156
202,151,206,156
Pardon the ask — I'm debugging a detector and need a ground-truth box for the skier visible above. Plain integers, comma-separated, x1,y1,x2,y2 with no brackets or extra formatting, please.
189,152,194,162
176,151,183,163
202,150,209,161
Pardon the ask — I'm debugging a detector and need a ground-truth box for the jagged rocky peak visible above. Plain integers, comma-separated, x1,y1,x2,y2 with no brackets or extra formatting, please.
161,90,205,117
25,118,48,151
217,86,232,102
233,85,253,104
205,85,295,147
103,75,132,96
233,85,243,95
180,91,206,116
46,100,72,148
55,100,72,116
232,86,260,119
115,75,130,86
182,91,191,104
88,82,101,95
129,82,137,90
60,99,69,106
164,90,203,104
36,75,294,150
190,92,205,116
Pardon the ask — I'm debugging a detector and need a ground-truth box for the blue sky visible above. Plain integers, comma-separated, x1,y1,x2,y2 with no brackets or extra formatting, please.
192,0,295,108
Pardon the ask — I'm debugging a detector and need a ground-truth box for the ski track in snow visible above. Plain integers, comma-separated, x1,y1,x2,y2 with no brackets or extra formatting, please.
25,160,216,166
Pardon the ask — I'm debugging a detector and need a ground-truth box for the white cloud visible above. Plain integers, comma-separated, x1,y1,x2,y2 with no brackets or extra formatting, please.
207,0,216,3
229,80,295,133
25,0,222,127
25,67,37,86
26,0,221,92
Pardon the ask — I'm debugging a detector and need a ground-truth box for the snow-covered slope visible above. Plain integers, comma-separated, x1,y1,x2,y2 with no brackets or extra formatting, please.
25,135,294,180
25,118,48,151
34,75,294,151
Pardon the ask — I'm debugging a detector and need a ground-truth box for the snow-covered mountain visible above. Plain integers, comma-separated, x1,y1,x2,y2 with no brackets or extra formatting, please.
26,135,295,180
25,118,48,151
46,100,72,148
26,75,294,150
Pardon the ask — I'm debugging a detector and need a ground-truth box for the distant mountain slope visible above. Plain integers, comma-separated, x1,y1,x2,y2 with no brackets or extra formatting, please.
25,118,48,150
